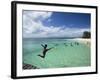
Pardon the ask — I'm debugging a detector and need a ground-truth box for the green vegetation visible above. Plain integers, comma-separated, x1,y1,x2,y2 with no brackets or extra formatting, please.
82,31,91,38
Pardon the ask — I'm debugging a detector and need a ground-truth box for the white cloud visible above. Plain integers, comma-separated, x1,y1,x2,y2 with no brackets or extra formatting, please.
23,11,90,38
23,11,52,34
23,11,52,21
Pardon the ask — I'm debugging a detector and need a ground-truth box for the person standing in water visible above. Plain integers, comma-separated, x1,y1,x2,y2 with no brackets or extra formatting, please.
38,44,53,58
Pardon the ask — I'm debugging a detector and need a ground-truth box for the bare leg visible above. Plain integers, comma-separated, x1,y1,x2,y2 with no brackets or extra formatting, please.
38,52,46,58
42,52,46,58
38,54,44,58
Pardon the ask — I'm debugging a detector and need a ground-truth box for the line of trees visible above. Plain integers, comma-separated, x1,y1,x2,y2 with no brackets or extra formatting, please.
82,31,91,38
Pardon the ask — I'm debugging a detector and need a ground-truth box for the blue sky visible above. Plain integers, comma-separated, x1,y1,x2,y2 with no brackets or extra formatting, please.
43,12,90,29
23,10,90,38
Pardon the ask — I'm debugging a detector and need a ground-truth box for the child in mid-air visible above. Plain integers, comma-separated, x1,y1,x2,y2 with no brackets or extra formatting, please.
38,44,53,58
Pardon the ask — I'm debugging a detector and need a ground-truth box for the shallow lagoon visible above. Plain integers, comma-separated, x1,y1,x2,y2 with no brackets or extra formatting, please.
23,38,91,69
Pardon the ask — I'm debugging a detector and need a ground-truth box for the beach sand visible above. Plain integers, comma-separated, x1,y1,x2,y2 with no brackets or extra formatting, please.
73,38,91,47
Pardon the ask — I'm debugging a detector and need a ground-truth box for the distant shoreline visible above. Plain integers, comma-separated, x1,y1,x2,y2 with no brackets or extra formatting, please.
23,37,82,39
73,38,91,47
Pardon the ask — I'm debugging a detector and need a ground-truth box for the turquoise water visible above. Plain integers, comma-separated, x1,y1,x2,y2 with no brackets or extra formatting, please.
23,38,91,69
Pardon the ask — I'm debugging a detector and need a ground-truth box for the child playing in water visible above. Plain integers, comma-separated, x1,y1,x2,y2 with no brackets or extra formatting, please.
38,44,53,58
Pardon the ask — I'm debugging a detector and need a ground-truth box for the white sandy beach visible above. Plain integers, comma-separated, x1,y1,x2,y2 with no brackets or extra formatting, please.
73,38,91,47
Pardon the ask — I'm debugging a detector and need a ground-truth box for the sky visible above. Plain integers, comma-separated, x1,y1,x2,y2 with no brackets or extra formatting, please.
23,10,90,38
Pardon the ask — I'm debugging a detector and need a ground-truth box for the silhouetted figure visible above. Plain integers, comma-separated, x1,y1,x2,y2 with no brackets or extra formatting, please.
38,44,53,58
63,43,68,46
76,42,79,45
75,42,79,45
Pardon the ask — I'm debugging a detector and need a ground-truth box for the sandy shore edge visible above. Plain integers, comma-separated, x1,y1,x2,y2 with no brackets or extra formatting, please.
73,38,91,47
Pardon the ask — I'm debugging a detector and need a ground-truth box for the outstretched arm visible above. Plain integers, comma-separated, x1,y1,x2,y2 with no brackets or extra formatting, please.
47,47,54,51
41,44,44,48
